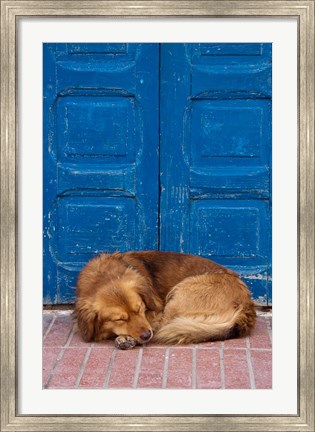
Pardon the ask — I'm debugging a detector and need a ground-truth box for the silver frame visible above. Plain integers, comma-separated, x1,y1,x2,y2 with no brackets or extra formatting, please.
1,1,314,431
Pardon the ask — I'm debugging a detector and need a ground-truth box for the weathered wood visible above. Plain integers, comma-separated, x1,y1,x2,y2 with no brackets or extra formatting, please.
159,43,272,303
43,43,159,303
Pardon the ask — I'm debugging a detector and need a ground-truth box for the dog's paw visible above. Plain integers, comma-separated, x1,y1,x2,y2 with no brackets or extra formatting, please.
115,335,137,350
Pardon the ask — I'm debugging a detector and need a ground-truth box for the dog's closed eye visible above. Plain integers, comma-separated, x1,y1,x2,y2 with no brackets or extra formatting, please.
110,313,128,322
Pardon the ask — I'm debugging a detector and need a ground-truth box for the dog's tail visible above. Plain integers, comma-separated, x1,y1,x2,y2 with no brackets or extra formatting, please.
152,305,256,345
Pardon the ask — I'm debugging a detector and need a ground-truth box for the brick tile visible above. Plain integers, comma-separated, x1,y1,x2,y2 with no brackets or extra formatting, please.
151,342,174,348
41,311,272,390
266,317,272,338
224,349,251,389
79,348,113,388
108,349,139,388
43,314,54,336
249,317,272,349
167,348,193,389
137,348,166,388
196,348,221,389
251,350,272,389
47,347,87,388
43,347,60,387
199,340,222,348
44,314,73,347
69,330,93,347
97,339,116,347
223,337,247,349
154,342,196,348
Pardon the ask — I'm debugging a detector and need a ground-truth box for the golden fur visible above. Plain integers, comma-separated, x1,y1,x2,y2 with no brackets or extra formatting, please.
75,251,256,347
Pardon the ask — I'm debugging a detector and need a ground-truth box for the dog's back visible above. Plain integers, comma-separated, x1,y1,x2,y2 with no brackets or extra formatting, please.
122,251,235,299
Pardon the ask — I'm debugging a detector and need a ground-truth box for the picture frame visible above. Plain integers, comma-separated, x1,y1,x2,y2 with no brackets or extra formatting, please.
1,1,314,431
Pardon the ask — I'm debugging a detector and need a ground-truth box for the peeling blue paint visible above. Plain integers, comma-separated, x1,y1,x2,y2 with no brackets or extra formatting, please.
43,43,272,304
159,44,272,304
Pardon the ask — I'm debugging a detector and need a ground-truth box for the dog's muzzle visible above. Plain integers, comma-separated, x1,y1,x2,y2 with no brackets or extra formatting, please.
139,330,153,342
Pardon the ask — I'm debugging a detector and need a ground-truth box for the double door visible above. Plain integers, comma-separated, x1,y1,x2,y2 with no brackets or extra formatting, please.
43,43,272,304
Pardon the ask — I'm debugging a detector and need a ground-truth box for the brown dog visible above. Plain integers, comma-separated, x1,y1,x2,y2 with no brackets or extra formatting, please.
75,251,256,349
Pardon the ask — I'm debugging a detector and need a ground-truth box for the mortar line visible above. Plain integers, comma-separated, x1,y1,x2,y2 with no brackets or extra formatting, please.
222,346,271,351
103,348,117,389
75,344,94,388
44,326,75,388
43,348,64,389
265,316,272,345
246,337,256,389
192,346,197,389
162,347,170,389
132,348,143,389
64,325,76,348
220,342,225,389
43,313,56,340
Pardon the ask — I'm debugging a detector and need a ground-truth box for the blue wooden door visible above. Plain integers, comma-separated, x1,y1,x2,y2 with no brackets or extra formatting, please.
160,44,272,303
44,43,272,304
43,44,159,303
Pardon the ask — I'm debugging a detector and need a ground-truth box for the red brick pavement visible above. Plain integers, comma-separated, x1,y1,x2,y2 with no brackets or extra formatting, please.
43,311,272,389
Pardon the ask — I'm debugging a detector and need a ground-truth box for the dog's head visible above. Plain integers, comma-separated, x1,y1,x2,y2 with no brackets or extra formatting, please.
75,267,157,344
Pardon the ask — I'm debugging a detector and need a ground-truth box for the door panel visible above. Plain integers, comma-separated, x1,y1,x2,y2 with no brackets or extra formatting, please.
189,98,271,199
43,43,159,303
160,43,272,303
191,43,271,97
190,200,271,265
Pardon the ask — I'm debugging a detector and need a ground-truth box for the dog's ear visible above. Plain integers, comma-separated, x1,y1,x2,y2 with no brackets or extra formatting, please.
139,286,158,311
75,301,98,342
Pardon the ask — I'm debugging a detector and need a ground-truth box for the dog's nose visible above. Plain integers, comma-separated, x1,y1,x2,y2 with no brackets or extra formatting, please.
140,330,152,342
